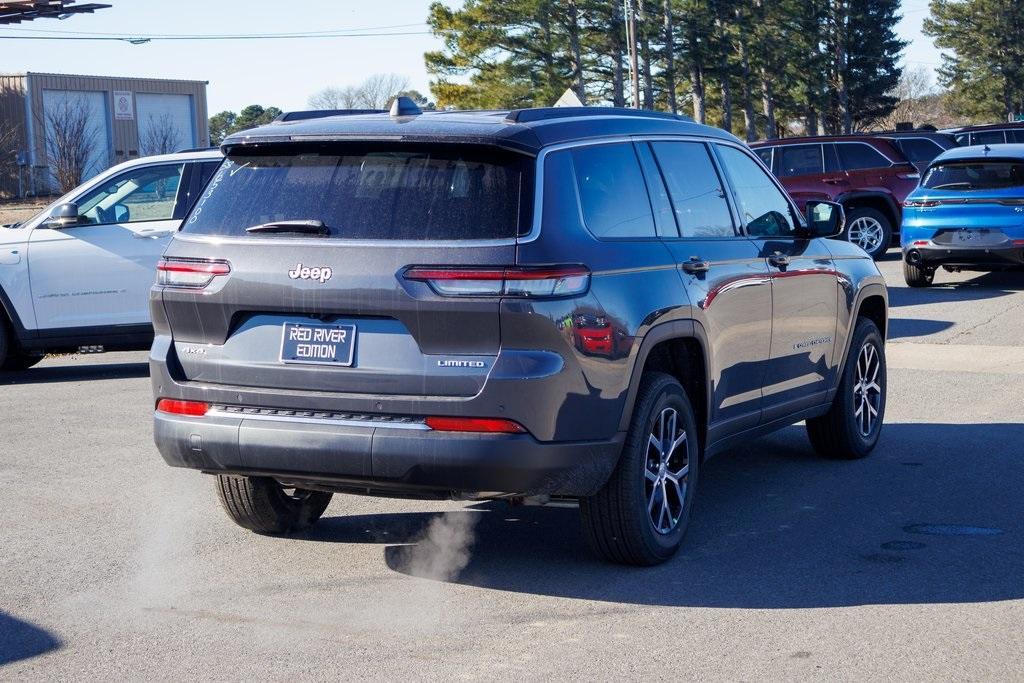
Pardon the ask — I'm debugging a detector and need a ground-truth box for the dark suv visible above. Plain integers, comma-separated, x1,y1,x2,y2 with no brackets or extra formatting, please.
750,135,921,259
944,122,1024,146
151,104,888,566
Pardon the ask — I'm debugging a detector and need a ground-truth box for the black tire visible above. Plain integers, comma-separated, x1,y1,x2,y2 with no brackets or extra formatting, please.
580,372,700,566
806,317,886,459
845,207,892,260
216,474,333,534
0,317,41,371
903,261,935,287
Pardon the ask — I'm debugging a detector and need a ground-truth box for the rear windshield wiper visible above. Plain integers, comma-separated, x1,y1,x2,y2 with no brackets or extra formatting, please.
245,220,330,236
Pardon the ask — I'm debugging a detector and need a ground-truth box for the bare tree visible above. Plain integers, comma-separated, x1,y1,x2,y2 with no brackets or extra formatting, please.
356,73,411,109
308,85,362,110
41,98,99,194
876,66,941,130
0,122,19,199
140,112,182,156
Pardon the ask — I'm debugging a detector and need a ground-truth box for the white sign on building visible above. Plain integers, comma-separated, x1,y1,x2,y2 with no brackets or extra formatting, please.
113,90,134,120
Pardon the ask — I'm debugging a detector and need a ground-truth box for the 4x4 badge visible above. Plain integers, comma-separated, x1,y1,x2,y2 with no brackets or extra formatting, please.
288,263,333,283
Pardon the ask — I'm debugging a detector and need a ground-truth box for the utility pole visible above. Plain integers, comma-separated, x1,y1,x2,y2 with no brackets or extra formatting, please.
624,0,640,108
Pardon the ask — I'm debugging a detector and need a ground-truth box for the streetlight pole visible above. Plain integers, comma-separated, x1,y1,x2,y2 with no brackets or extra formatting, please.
624,0,640,109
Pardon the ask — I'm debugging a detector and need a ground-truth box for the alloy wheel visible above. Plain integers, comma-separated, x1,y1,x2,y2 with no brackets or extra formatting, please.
848,216,885,253
852,341,883,437
645,407,690,534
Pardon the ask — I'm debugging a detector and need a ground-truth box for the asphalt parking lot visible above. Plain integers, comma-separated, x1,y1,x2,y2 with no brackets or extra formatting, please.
2,251,1023,680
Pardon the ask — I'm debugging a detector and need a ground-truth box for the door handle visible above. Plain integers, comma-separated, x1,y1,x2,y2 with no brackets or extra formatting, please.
132,229,173,239
681,257,711,274
768,252,790,268
822,177,846,185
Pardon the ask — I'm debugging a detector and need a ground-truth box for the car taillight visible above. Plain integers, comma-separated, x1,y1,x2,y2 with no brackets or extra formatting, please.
156,399,209,416
157,258,231,289
903,199,938,208
425,416,527,434
404,265,590,298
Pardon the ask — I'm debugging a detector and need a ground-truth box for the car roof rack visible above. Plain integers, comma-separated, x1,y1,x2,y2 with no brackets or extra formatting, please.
174,145,222,153
273,109,386,123
505,106,693,124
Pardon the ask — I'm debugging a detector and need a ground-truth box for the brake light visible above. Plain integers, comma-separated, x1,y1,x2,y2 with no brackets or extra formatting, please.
157,258,231,289
404,265,589,298
425,416,527,434
156,399,209,416
903,199,938,208
912,240,930,246
1013,239,1024,246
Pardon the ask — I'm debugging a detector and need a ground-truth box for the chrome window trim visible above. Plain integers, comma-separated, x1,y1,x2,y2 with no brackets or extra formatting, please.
832,140,897,168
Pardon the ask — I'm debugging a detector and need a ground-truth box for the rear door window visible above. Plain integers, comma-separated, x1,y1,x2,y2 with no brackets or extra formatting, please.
777,144,824,177
650,141,735,238
972,130,1007,145
754,147,773,169
571,142,655,239
836,143,892,171
923,161,1024,190
1009,130,1024,143
183,144,531,240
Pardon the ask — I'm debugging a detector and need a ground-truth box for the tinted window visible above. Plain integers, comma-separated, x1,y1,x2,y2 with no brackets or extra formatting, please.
823,144,842,173
923,161,1024,191
955,134,969,146
754,147,773,168
716,145,798,238
571,143,655,238
77,163,184,225
837,143,892,170
972,130,1007,145
1010,130,1024,143
777,144,823,177
183,145,529,240
897,138,944,164
651,141,734,238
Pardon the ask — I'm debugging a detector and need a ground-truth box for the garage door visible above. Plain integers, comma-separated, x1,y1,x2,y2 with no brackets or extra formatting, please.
41,89,111,188
136,93,195,156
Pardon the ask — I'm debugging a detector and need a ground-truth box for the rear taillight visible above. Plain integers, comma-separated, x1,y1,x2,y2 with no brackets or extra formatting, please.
903,199,938,208
156,399,209,416
425,416,527,434
157,258,231,289
404,265,589,298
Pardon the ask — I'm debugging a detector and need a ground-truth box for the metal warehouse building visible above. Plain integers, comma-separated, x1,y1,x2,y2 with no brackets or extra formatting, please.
0,72,209,197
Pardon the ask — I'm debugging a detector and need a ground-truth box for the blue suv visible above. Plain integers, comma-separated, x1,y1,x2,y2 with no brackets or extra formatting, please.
902,145,1024,286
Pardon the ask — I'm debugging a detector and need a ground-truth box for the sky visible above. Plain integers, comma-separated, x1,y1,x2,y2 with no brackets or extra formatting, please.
0,0,944,114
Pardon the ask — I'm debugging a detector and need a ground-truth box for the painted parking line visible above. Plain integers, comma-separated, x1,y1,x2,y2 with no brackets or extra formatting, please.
887,342,1024,375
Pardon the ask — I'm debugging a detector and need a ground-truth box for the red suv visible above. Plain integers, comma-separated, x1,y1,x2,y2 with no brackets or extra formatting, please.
750,136,920,259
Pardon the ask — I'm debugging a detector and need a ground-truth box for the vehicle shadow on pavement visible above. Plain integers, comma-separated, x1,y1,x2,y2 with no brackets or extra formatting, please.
888,271,1024,308
0,612,61,666
327,422,1024,609
0,362,148,386
887,318,954,339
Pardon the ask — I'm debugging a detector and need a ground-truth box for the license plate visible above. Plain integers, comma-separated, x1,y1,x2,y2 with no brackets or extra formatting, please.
280,322,356,366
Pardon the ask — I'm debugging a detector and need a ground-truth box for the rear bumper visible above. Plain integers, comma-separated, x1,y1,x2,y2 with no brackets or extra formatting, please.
154,410,623,497
903,243,1024,268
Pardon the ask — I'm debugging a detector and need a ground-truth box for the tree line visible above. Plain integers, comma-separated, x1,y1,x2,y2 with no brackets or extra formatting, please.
426,0,906,140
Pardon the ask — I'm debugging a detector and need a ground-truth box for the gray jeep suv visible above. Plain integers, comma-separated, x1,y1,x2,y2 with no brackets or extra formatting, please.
151,102,888,566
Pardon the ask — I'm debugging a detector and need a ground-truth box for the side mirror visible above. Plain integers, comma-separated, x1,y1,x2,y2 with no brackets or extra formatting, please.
42,202,80,229
805,200,845,238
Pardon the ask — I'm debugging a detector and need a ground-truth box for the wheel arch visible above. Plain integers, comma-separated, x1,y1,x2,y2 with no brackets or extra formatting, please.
836,284,888,385
619,320,711,455
0,284,30,342
836,191,900,230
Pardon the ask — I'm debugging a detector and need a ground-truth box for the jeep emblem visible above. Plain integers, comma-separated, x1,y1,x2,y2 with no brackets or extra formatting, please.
288,263,333,283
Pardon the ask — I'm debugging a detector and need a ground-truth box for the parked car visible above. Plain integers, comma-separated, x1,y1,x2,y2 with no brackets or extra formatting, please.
151,102,888,566
943,122,1024,146
0,149,221,370
869,131,960,172
750,135,921,259
901,144,1024,287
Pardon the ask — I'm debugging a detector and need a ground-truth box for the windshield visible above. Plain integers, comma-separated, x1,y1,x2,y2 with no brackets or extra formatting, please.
923,161,1024,191
182,143,532,240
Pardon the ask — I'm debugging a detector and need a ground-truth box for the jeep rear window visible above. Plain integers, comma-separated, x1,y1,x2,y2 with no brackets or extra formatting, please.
923,161,1024,191
182,144,531,240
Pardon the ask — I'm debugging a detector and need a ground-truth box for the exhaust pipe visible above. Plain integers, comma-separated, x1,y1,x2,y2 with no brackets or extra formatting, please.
905,249,922,266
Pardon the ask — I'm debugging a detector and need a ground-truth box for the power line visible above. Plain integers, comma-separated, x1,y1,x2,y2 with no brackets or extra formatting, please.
0,22,427,38
0,30,432,43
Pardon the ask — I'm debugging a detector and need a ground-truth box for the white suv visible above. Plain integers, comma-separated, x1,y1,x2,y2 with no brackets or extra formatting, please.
0,149,221,370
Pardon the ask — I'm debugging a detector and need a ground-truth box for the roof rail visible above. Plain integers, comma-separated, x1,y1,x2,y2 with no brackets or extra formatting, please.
505,106,693,124
273,109,385,123
174,145,221,153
